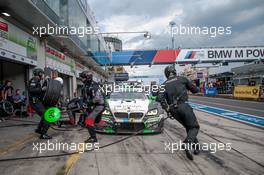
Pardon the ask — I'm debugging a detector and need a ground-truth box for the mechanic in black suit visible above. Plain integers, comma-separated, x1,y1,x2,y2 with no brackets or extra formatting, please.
80,71,105,143
158,65,200,160
28,68,52,139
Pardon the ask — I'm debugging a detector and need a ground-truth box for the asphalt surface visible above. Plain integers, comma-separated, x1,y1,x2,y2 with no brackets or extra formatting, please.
0,111,263,175
189,95,264,117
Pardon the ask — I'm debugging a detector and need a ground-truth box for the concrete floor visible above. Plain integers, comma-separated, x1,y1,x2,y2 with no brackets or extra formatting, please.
0,110,263,175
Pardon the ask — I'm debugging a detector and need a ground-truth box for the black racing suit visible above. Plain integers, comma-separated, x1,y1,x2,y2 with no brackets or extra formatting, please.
28,77,50,135
82,81,105,140
158,76,200,144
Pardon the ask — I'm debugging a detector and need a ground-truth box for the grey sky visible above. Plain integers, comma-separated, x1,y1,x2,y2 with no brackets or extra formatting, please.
89,0,264,50
88,0,264,79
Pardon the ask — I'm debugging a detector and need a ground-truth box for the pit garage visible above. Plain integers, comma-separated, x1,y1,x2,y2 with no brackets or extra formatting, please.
0,17,37,99
0,60,28,94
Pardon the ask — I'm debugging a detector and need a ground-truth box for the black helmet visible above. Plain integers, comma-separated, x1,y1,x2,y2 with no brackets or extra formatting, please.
33,68,44,77
79,70,93,83
164,65,177,78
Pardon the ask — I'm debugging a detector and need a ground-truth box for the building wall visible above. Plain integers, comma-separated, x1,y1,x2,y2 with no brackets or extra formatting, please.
0,0,108,101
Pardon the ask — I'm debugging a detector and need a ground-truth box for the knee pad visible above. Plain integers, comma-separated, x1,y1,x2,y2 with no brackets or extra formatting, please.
85,118,94,127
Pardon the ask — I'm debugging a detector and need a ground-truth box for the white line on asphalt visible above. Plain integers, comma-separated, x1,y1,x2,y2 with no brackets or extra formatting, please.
190,99,264,113
190,102,264,128
190,95,264,105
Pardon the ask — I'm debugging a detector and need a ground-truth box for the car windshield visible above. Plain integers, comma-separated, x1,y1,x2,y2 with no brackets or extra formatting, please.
110,92,146,100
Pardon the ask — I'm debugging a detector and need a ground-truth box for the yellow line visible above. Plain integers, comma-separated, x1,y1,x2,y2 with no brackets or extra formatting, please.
0,133,37,156
0,126,57,156
56,144,84,175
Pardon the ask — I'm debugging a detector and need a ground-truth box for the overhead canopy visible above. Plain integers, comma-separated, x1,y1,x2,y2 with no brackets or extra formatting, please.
231,63,264,75
209,72,234,79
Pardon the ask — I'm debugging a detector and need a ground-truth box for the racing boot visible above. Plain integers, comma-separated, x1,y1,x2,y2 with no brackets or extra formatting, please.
185,149,194,160
35,128,42,134
85,126,98,143
193,139,200,155
39,121,52,139
84,136,98,143
182,140,194,161
193,147,200,155
35,119,44,134
40,133,52,139
57,121,63,128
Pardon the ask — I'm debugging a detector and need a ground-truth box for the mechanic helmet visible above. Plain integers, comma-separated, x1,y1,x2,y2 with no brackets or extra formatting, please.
33,68,44,78
55,77,63,85
164,65,177,78
79,70,93,83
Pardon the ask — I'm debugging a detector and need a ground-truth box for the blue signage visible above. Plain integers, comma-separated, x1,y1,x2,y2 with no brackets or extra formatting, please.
204,87,218,96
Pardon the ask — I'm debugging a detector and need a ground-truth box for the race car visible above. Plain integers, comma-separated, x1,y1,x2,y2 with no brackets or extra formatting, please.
95,91,165,134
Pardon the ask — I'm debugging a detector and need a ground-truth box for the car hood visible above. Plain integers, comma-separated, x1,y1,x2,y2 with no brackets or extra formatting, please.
108,99,149,113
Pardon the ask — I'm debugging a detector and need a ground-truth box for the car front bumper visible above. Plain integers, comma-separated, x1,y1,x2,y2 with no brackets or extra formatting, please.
95,114,164,134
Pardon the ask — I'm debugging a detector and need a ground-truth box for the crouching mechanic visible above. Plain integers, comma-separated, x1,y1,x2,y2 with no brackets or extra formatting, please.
54,77,78,127
80,71,104,143
158,65,200,160
58,97,84,127
28,68,52,139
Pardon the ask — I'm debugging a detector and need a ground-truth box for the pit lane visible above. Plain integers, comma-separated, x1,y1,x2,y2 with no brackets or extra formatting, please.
0,109,263,175
189,95,264,117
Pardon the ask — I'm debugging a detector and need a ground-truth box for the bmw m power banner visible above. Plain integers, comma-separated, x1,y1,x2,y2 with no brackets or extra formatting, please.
92,47,264,65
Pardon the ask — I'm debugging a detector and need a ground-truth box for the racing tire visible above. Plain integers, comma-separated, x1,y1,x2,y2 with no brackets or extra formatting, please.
0,100,14,117
43,79,63,106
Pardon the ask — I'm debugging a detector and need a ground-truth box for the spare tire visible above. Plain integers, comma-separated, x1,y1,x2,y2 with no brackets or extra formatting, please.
43,79,63,106
0,100,14,117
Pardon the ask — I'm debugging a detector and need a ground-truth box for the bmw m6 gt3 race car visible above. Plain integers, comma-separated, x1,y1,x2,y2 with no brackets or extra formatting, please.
95,91,165,134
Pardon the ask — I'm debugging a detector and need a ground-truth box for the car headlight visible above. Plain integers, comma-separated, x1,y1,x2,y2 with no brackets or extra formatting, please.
102,109,111,115
146,109,158,116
